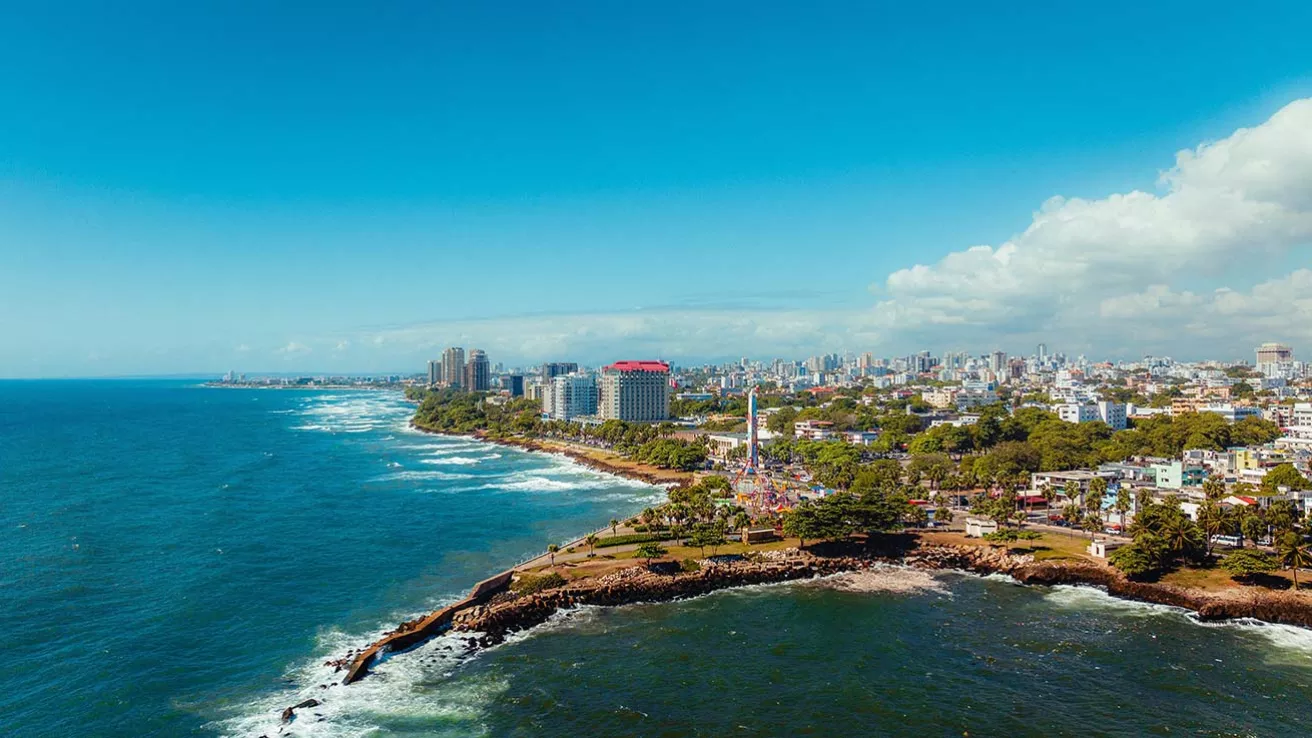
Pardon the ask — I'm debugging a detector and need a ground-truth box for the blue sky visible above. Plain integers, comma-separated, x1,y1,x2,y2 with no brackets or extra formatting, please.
2,2,1311,377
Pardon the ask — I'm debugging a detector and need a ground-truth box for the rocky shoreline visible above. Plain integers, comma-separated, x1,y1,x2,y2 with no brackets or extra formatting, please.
449,542,1312,651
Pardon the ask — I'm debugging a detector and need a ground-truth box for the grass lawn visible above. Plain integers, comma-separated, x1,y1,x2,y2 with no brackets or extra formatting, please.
917,529,1095,562
1160,566,1241,591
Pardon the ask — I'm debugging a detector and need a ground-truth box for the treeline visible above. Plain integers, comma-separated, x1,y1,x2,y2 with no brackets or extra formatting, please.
407,388,707,471
1109,484,1311,583
781,486,938,548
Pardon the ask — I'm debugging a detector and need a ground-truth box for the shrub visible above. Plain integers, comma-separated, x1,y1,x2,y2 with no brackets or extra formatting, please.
593,532,678,549
680,558,701,573
1221,549,1278,580
512,572,566,595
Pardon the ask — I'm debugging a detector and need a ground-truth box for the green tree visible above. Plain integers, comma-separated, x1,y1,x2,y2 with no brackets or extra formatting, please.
1268,498,1300,535
584,534,598,558
1197,501,1226,557
610,518,620,537
1276,533,1311,590
1109,543,1157,579
1263,464,1311,494
1114,487,1132,529
1241,512,1268,548
636,542,668,566
546,543,559,566
1221,549,1278,582
782,500,827,550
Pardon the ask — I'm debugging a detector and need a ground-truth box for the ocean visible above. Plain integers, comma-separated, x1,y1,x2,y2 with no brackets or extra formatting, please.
3,380,1310,737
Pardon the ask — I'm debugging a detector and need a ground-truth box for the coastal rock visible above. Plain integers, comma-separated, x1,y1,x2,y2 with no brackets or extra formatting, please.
280,698,320,723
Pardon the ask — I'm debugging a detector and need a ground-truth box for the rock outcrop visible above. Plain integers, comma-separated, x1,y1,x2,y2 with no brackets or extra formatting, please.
450,544,1312,651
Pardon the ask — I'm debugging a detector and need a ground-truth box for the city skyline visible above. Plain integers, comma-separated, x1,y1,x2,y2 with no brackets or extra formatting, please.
3,3,1311,377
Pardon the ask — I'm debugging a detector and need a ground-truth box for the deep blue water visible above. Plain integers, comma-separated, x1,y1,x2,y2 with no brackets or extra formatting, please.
4,381,1312,737
1,381,662,736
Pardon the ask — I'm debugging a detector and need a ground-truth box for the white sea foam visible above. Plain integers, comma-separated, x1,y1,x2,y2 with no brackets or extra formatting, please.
817,566,952,596
419,454,501,466
373,470,477,482
290,392,412,435
213,617,506,738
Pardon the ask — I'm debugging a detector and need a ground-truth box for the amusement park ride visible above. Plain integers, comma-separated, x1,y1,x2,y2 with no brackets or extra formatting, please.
731,386,791,512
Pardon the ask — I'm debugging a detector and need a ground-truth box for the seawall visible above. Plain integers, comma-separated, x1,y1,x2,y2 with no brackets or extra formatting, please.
340,569,513,685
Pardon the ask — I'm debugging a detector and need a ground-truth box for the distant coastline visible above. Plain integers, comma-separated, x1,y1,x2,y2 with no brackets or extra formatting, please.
202,381,403,391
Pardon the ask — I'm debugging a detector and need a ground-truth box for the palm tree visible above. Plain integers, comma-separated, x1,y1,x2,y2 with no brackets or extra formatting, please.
585,534,598,557
1202,477,1226,502
1197,501,1225,557
1063,480,1082,509
733,511,751,532
1277,533,1311,590
610,518,619,538
1113,487,1132,532
547,543,559,566
1081,513,1101,539
1163,516,1202,564
1040,484,1057,509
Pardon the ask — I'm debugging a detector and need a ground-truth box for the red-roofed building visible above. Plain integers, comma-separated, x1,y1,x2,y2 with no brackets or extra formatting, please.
600,360,671,422
604,360,670,373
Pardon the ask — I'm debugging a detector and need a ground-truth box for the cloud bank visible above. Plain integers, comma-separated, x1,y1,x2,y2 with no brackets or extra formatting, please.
869,98,1312,357
269,99,1312,368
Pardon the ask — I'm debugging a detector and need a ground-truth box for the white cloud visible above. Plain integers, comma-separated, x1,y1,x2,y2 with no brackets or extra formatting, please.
869,98,1312,356
235,344,251,353
305,99,1312,366
275,341,312,355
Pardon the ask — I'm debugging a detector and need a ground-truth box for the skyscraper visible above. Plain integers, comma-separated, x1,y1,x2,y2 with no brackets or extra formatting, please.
599,361,670,422
465,349,490,391
501,374,524,397
441,347,465,389
1256,343,1293,364
427,360,442,386
989,350,1007,375
541,362,579,380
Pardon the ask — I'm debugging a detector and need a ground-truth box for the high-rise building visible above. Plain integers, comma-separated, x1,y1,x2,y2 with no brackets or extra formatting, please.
501,374,524,397
1037,343,1048,361
464,349,490,391
1256,343,1293,364
441,347,466,389
989,350,1007,375
599,361,670,422
541,362,579,381
427,360,442,386
546,374,598,420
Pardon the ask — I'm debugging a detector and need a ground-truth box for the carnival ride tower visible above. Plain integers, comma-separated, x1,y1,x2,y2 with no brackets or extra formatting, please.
733,386,785,511
747,385,760,467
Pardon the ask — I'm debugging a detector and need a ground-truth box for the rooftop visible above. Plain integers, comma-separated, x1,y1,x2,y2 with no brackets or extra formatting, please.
604,361,670,373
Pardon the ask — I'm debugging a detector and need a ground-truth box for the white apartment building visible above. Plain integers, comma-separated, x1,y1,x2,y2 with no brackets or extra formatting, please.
1056,403,1101,424
1096,400,1127,430
1056,401,1126,429
598,361,671,422
1197,403,1262,423
794,420,836,440
922,388,957,409
544,374,598,421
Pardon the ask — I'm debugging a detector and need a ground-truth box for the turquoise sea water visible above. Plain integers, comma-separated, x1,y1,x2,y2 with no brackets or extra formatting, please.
4,381,1311,737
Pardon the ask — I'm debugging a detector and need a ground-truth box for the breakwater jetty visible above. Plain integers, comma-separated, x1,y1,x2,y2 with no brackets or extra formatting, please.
338,570,513,685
